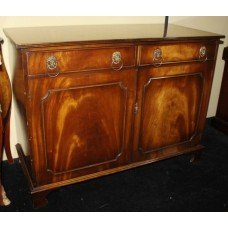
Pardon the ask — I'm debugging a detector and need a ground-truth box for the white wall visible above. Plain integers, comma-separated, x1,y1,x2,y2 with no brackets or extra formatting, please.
0,16,227,160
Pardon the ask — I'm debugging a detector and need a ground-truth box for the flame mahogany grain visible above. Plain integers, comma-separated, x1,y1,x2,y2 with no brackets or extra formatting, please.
4,24,224,208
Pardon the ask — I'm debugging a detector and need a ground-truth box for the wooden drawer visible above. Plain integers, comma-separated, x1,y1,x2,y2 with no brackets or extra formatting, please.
26,46,136,76
139,42,217,66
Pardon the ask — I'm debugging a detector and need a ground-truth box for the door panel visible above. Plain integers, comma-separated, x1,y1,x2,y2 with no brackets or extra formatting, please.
140,74,203,153
28,69,136,185
133,62,214,161
42,82,127,174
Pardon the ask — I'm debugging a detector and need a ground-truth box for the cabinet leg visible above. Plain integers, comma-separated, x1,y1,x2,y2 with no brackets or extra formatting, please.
190,151,202,163
32,190,50,209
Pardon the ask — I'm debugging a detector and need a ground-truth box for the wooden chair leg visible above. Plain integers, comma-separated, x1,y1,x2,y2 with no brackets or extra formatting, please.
3,111,13,164
0,41,13,206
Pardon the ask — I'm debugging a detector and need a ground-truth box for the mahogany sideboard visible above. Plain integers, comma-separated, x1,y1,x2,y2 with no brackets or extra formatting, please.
211,46,228,134
4,24,224,208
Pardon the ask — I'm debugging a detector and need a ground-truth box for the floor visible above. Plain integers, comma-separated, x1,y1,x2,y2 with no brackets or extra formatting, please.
1,119,228,212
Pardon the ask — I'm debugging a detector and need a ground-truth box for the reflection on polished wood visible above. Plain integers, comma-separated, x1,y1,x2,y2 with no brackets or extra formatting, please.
4,25,224,208
140,74,203,152
26,46,136,76
41,82,127,174
4,24,224,48
27,69,136,185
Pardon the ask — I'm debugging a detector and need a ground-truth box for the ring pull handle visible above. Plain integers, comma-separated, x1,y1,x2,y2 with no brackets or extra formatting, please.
46,56,60,77
152,48,163,67
199,46,207,62
111,51,123,71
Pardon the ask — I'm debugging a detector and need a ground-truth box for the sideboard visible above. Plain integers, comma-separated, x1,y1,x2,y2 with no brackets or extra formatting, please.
4,24,224,208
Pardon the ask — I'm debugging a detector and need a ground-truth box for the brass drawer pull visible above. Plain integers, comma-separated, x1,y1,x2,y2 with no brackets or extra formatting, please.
152,48,163,67
111,51,123,71
47,56,58,70
46,56,60,77
199,46,207,62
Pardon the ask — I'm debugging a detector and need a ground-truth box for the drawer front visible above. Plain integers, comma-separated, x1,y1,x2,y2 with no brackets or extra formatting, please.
139,42,217,66
26,46,136,76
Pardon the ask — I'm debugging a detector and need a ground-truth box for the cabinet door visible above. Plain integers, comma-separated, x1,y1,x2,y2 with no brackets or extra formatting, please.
133,62,215,161
27,69,136,185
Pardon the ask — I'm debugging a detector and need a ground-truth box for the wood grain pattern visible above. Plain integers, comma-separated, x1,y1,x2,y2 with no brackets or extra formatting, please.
27,69,136,185
26,46,136,76
139,42,216,65
139,74,203,152
133,61,216,161
0,52,12,119
41,82,127,174
8,25,222,208
1,48,13,164
0,60,13,163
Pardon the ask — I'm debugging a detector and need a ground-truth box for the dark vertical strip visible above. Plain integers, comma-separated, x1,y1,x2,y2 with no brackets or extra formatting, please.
163,16,169,37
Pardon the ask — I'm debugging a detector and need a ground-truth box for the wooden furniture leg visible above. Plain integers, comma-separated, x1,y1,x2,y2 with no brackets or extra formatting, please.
32,190,51,209
190,150,203,163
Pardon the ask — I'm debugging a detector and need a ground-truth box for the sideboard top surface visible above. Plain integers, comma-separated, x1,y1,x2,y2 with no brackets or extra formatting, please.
4,24,225,49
